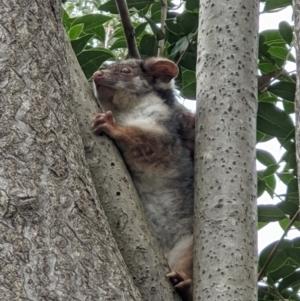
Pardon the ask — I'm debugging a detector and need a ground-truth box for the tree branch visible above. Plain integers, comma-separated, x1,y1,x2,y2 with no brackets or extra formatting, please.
157,0,167,57
64,32,180,301
115,0,140,59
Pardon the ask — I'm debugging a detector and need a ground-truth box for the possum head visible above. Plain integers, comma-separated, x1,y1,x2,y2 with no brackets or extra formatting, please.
93,58,179,110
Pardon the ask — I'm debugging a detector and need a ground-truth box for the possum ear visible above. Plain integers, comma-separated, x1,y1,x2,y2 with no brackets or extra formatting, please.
144,58,179,83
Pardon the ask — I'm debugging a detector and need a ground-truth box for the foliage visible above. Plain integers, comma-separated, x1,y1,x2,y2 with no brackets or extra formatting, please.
62,0,299,300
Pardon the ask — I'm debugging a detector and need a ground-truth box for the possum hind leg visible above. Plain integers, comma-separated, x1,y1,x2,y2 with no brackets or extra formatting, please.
167,235,193,301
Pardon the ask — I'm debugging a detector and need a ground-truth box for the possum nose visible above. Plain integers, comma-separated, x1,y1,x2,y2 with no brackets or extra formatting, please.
93,71,105,83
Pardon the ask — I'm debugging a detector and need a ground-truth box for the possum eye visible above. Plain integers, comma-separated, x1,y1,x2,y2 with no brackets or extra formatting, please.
120,67,131,73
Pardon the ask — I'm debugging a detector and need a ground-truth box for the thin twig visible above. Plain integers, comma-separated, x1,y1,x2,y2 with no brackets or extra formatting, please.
258,46,295,92
259,173,285,202
157,0,167,57
258,207,300,281
115,0,140,59
258,69,296,92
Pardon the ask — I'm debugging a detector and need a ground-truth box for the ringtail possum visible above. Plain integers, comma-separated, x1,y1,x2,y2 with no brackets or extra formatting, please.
92,58,194,301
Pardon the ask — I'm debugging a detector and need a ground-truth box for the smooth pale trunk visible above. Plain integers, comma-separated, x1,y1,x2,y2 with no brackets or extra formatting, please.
194,1,259,300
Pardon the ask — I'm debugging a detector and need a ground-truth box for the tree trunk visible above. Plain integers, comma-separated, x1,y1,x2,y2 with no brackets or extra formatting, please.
66,26,180,301
194,1,259,300
0,1,142,300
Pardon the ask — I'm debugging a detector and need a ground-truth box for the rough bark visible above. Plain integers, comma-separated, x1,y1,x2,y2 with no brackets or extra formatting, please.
194,1,259,300
0,0,180,300
65,27,180,301
0,1,142,300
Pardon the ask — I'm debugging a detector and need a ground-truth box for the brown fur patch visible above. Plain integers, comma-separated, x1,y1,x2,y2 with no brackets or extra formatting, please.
92,111,180,172
117,127,180,172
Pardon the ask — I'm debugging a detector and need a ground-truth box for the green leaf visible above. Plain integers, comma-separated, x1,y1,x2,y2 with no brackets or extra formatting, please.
259,34,271,59
259,240,292,270
269,264,296,282
98,0,120,13
68,24,84,40
256,131,273,143
139,34,158,56
135,22,148,37
277,134,295,151
265,174,276,197
140,4,151,15
62,8,72,30
127,0,155,11
71,34,93,55
257,102,294,138
263,164,280,177
181,67,196,99
166,12,198,37
258,62,278,74
279,21,294,45
264,0,292,11
77,48,115,79
268,46,292,61
286,178,299,203
257,179,266,198
170,36,190,56
279,218,290,231
283,99,295,114
84,25,106,42
294,221,300,232
280,74,296,83
150,3,161,22
277,201,298,217
274,57,286,68
258,221,268,230
186,0,199,11
165,26,180,45
278,270,300,293
292,237,300,247
99,0,155,14
113,27,125,38
256,149,277,166
258,95,278,103
280,142,296,169
140,13,165,40
257,205,286,222
285,248,300,265
110,38,128,50
277,172,294,185
70,14,111,30
267,249,288,272
268,81,296,102
261,29,286,47
178,49,197,71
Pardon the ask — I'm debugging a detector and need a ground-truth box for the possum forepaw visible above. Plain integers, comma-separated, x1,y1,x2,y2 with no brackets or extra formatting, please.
92,111,117,136
167,271,193,301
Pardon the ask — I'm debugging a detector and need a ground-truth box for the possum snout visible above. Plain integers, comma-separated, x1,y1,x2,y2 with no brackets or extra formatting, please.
93,71,105,85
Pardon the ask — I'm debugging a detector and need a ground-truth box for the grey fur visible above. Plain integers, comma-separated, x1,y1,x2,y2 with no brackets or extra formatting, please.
93,58,194,258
